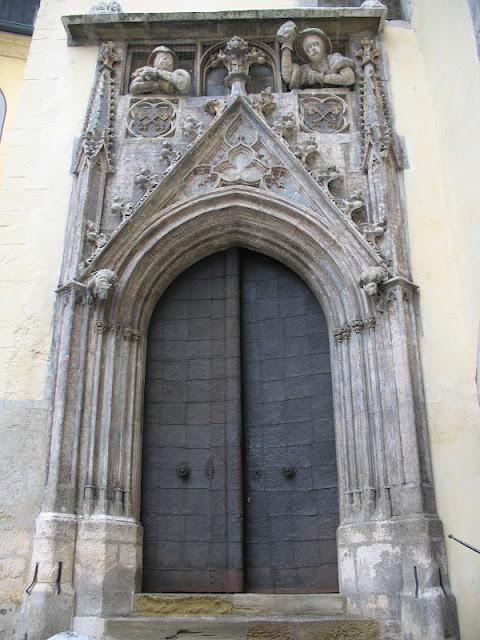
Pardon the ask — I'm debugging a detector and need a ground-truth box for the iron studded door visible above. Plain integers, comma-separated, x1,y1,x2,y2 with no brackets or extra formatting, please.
141,249,339,593
141,250,243,592
241,251,339,593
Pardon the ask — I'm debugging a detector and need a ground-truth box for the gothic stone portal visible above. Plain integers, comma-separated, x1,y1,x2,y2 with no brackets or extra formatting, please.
141,249,339,593
22,11,459,639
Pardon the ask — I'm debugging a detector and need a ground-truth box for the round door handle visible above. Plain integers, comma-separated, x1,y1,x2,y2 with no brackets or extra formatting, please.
176,463,190,479
282,465,296,478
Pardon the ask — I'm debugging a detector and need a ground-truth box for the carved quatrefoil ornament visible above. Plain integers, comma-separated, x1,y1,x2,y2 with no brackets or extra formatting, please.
300,95,349,134
127,98,177,138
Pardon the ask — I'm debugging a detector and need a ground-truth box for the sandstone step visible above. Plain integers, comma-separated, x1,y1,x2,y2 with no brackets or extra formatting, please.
102,615,380,640
134,593,346,617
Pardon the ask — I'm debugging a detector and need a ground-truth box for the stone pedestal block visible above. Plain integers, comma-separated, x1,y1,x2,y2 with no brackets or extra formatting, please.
338,517,458,638
73,517,142,618
20,514,77,640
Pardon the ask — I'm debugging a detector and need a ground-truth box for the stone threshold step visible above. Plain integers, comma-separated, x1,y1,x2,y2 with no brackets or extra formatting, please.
134,593,346,617
102,616,380,640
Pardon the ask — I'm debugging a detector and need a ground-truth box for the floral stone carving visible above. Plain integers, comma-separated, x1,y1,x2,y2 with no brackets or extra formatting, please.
340,190,364,220
273,113,298,144
126,98,177,138
300,95,349,133
183,115,204,141
85,222,107,265
277,21,355,90
204,97,228,118
249,87,276,120
134,167,160,193
130,45,191,96
111,197,133,225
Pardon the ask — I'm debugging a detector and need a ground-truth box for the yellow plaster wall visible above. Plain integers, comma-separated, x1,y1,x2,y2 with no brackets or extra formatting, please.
0,1,98,402
384,3,480,637
0,33,30,184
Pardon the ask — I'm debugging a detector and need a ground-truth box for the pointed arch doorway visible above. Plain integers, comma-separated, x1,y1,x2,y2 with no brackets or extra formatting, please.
141,248,339,594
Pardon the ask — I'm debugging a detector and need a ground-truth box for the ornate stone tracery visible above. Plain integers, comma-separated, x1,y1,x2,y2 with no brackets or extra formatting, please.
21,10,459,640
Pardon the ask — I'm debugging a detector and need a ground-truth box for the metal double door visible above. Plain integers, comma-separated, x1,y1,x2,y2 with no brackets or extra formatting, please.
141,249,338,593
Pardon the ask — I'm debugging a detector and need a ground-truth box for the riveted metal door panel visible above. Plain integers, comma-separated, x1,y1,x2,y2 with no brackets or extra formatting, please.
241,250,339,593
141,250,243,592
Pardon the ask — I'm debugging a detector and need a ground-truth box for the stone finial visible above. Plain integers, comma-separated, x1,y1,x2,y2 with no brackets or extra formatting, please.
209,36,266,96
87,269,118,302
277,20,355,91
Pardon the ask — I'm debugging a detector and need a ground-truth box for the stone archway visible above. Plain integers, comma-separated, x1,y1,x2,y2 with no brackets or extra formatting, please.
18,16,459,635
23,186,457,639
141,248,339,594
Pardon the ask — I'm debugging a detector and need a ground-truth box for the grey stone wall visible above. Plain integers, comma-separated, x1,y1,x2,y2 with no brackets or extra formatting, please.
0,401,49,640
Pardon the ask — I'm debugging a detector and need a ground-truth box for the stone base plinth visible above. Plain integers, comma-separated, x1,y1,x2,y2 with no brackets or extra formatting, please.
101,615,380,640
134,593,346,617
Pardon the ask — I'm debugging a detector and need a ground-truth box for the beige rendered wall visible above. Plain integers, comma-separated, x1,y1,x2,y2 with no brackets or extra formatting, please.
0,33,30,184
384,2,480,638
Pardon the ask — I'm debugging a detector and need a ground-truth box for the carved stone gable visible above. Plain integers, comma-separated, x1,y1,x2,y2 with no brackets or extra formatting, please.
110,98,352,232
82,95,386,276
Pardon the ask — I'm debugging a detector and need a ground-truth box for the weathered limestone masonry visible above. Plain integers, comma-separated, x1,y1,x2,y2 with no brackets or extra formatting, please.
6,4,460,640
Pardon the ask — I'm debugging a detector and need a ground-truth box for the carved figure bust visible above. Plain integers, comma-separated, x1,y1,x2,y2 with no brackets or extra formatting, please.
87,269,118,302
277,21,355,90
359,265,386,297
130,46,191,96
